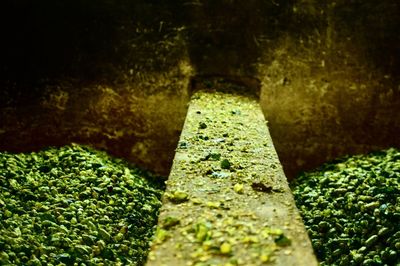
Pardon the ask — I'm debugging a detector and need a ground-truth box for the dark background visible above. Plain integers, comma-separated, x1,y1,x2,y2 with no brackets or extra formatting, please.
1,0,399,178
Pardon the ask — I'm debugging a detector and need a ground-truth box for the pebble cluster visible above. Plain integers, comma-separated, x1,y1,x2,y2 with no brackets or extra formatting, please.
0,144,164,265
292,148,400,265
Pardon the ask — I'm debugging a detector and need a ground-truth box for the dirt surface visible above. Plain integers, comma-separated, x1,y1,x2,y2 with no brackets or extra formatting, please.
147,84,317,266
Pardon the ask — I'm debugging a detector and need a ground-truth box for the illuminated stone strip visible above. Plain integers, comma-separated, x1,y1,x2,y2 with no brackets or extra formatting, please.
147,88,317,266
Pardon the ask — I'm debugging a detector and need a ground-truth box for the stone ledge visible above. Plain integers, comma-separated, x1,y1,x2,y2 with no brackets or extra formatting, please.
147,88,317,266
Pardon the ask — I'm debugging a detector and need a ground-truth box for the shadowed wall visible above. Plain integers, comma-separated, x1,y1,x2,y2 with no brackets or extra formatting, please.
1,0,399,178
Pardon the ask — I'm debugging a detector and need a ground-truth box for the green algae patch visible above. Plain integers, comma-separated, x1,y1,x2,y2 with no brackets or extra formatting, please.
0,143,165,265
291,148,400,266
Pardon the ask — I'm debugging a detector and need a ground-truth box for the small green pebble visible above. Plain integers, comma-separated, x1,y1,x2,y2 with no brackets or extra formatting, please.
73,244,91,256
207,153,221,161
353,253,363,263
220,242,232,255
365,235,378,247
98,228,112,241
57,253,73,264
114,233,124,242
199,122,207,129
274,234,291,247
162,216,180,229
4,210,12,218
168,191,189,204
0,251,9,261
233,183,244,194
378,227,389,236
362,259,373,265
154,228,169,244
221,159,231,169
195,223,210,242
364,202,379,210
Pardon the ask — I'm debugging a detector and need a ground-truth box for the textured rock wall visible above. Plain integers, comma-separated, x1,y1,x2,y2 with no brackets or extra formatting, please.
1,0,399,177
0,0,193,175
257,0,400,178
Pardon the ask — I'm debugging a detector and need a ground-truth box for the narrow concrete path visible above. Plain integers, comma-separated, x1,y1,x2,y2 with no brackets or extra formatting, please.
147,87,317,266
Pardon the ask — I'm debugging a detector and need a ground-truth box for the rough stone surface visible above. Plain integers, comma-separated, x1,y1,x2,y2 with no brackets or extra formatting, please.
147,85,317,266
1,0,399,178
0,64,192,176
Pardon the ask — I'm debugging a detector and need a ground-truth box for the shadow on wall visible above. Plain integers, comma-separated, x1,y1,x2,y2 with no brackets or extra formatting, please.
182,0,290,76
0,0,193,176
257,0,400,179
0,64,192,176
1,0,400,179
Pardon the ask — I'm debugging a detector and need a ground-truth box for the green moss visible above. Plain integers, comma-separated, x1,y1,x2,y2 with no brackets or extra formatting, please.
0,143,165,265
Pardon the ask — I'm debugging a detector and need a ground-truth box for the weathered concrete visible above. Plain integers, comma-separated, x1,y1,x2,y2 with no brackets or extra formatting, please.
1,1,400,178
254,1,400,179
257,32,400,179
147,84,317,265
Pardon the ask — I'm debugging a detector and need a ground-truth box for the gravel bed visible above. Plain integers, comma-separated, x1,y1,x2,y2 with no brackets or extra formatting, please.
292,148,400,266
0,144,164,265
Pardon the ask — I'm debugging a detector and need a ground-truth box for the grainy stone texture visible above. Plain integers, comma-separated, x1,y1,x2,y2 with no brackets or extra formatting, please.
147,84,317,266
1,1,399,178
0,64,192,176
256,1,400,179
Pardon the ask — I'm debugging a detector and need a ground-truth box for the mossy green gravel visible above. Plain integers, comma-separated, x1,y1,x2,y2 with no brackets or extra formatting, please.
291,148,400,266
0,143,165,265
